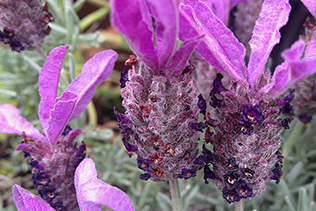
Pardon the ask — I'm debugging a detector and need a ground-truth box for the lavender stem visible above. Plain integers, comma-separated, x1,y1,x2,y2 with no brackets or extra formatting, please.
35,47,48,61
234,200,244,211
169,179,182,211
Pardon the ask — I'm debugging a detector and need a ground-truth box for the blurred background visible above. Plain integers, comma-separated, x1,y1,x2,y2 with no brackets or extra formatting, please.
0,0,315,210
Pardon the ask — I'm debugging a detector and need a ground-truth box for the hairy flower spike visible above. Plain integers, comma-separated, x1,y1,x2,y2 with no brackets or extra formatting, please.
179,0,316,202
111,0,204,182
1,47,135,211
0,0,53,51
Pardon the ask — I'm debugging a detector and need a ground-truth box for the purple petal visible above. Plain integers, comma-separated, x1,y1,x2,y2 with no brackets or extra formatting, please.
179,1,248,87
38,46,69,134
75,158,134,211
64,50,117,123
257,40,316,98
110,0,159,68
13,185,55,211
65,129,85,144
301,0,316,18
248,0,291,89
146,0,179,68
305,39,316,58
198,0,246,25
0,104,45,141
46,92,78,144
169,35,204,77
16,143,38,153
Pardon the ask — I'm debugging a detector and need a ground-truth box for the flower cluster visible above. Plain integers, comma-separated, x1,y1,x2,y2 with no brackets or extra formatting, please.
111,0,203,182
0,0,53,51
0,46,134,210
179,0,316,203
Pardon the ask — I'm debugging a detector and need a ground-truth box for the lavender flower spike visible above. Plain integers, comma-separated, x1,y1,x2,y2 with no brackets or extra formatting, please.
0,0,53,52
180,0,316,203
75,158,134,211
0,46,123,210
111,0,204,182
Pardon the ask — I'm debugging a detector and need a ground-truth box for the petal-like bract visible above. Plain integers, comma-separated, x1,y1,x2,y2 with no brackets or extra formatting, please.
248,0,291,89
75,158,134,211
13,185,55,211
38,46,69,134
0,104,45,141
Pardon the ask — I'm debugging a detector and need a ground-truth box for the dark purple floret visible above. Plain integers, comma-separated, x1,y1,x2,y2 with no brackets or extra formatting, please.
140,173,151,181
137,156,151,172
51,201,67,211
242,168,255,180
202,144,214,163
193,154,207,169
237,122,254,135
179,167,197,180
276,150,284,163
224,172,239,185
190,122,205,132
209,74,227,108
241,103,263,124
281,103,294,116
73,141,86,169
114,107,133,135
40,186,57,201
212,73,227,93
279,89,295,106
236,180,253,198
227,157,239,171
204,165,216,184
62,125,73,136
120,68,130,88
270,163,283,184
197,94,207,115
122,134,138,153
280,117,293,129
298,113,312,124
23,151,31,159
222,187,240,203
33,171,51,187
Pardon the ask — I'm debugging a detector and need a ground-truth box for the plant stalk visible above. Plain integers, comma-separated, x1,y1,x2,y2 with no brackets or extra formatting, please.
35,47,47,61
169,179,182,211
234,200,244,211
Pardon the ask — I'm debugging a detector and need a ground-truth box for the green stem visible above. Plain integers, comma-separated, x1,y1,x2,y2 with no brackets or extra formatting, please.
34,47,47,61
234,200,244,211
80,6,110,31
282,120,304,171
87,101,98,131
169,179,182,211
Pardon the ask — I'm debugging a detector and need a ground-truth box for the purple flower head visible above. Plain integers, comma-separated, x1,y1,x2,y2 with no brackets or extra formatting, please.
222,187,240,203
111,0,204,182
179,0,316,200
178,167,197,180
241,103,263,124
236,180,253,198
0,46,133,210
0,1,53,51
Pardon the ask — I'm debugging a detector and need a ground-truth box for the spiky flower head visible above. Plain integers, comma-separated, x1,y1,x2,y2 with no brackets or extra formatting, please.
0,46,134,210
180,0,316,203
291,16,316,124
111,0,204,182
0,0,53,52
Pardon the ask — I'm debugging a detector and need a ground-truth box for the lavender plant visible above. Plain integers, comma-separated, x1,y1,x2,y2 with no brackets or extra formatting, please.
179,0,316,208
110,0,207,209
0,46,133,211
0,0,53,52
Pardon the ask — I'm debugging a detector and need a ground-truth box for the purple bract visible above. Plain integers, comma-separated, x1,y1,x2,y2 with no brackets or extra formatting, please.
0,46,134,210
179,0,316,202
